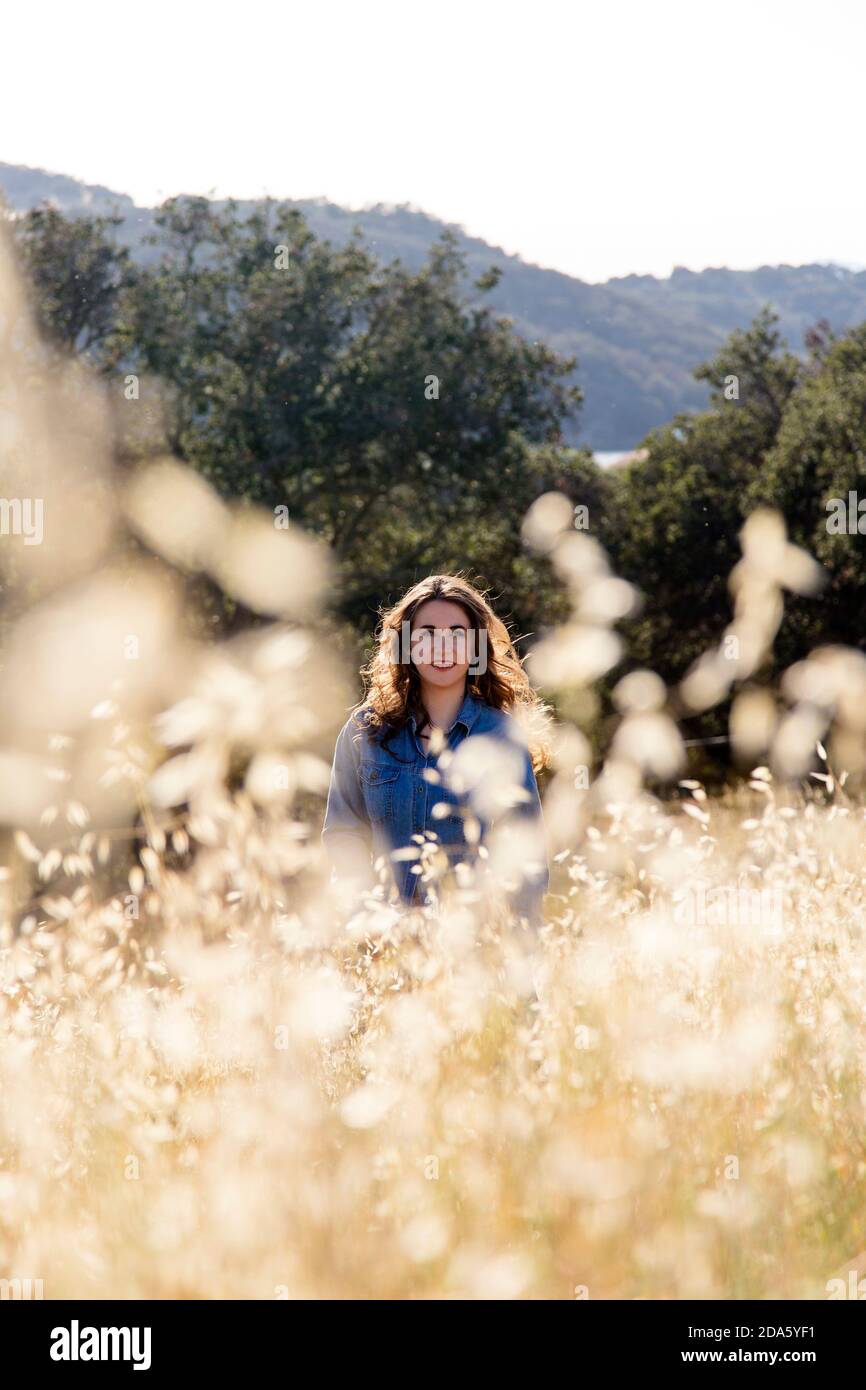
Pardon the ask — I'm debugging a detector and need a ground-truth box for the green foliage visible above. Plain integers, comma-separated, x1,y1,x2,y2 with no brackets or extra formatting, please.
10,205,134,357
11,195,866,726
13,163,866,447
747,321,866,658
9,198,587,652
608,309,802,681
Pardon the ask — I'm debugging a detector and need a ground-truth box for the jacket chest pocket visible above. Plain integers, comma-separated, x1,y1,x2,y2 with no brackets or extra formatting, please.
360,762,401,823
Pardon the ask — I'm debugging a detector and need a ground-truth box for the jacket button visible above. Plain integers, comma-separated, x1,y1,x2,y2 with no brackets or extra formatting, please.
370,769,378,780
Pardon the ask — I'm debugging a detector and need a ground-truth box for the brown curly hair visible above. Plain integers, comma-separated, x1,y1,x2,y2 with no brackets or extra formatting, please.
356,574,550,773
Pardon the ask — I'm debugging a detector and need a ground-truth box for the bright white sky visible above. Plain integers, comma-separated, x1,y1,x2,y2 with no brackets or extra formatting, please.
4,0,864,282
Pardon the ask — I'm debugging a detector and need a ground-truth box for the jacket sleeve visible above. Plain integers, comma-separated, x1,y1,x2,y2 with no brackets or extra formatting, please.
322,716,375,889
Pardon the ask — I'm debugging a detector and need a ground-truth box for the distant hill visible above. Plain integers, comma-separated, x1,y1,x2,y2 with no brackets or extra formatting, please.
4,161,866,449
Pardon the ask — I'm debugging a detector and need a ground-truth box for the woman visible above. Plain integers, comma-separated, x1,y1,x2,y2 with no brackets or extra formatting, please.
322,575,549,925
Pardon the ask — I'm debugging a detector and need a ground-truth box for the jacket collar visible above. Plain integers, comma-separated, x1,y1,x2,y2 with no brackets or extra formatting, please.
451,689,482,733
410,689,482,735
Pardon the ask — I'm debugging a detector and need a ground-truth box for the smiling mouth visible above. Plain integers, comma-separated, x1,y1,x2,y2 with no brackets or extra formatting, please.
433,662,454,670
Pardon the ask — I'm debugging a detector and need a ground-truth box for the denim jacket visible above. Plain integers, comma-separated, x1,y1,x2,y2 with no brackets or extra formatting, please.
322,690,548,922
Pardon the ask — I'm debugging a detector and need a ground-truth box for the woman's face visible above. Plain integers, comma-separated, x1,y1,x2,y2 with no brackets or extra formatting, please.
409,599,475,691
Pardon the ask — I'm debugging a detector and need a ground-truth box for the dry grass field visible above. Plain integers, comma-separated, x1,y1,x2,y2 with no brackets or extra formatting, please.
2,228,865,1301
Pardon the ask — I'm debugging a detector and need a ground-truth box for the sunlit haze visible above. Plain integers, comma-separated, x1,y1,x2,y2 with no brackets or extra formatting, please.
4,0,864,281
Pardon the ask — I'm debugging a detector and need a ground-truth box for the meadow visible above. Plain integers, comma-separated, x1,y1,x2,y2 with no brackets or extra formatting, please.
1,228,865,1302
